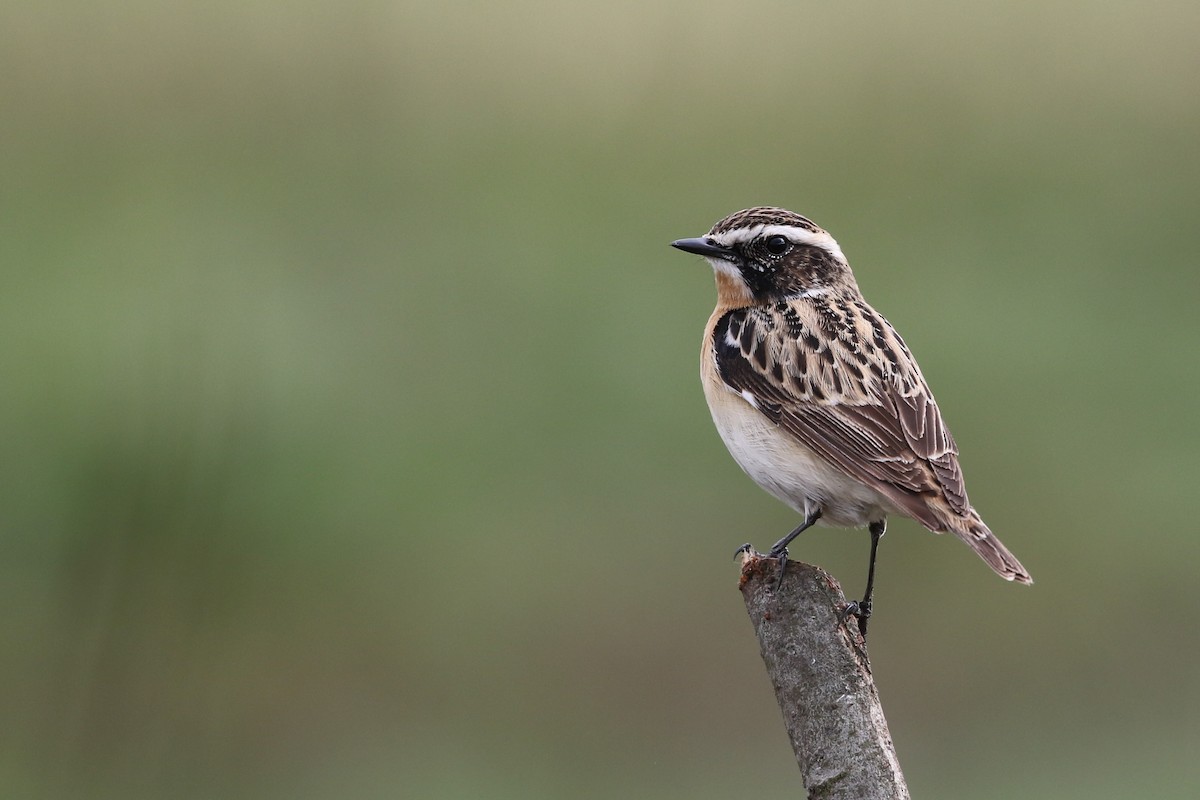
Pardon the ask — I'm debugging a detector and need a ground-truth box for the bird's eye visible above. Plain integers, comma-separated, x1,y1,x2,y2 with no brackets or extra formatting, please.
764,235,790,255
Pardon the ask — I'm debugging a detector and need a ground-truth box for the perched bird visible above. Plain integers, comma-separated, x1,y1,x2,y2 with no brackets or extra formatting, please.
672,207,1031,634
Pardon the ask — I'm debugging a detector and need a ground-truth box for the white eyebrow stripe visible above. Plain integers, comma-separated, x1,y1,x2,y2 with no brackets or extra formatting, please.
711,224,845,263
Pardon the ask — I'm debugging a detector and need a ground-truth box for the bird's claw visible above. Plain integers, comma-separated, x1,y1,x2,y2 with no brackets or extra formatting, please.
841,598,872,638
770,548,789,591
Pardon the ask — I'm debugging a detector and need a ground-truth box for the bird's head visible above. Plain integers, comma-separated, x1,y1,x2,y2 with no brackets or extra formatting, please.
672,207,855,307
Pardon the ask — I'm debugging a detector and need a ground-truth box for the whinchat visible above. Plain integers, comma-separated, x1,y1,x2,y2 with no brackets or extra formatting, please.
673,207,1031,634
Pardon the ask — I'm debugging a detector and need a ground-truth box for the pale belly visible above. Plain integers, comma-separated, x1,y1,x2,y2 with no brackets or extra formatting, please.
703,379,893,529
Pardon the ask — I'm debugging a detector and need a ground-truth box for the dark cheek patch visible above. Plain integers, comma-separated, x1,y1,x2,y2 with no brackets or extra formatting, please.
739,245,845,302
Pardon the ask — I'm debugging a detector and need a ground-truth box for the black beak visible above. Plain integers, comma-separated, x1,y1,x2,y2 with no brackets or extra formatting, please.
671,237,734,260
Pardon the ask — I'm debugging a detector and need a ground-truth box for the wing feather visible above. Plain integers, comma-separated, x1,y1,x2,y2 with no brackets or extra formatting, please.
713,302,971,527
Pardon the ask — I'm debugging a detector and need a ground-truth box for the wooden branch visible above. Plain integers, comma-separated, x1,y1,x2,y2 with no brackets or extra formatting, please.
738,551,909,799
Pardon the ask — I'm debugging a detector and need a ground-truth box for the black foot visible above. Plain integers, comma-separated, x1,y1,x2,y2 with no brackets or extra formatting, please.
761,509,822,592
841,598,873,638
769,548,789,592
733,543,787,591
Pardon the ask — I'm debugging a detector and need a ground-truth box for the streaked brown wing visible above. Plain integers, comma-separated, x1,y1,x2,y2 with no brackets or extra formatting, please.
713,304,970,528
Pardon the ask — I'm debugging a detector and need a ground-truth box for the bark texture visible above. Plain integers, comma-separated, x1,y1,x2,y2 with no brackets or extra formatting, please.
739,552,909,799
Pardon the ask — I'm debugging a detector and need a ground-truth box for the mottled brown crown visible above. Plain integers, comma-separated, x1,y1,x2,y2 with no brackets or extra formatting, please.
708,206,824,237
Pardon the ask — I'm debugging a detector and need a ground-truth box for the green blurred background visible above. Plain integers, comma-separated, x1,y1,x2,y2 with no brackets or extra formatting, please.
4,1,1198,797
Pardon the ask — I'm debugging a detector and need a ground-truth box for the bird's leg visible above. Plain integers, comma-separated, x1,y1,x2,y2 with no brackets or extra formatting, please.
765,508,822,591
768,507,823,556
843,519,885,638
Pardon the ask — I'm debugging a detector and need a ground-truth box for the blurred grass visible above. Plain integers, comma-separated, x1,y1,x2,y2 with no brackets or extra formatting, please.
2,1,1198,797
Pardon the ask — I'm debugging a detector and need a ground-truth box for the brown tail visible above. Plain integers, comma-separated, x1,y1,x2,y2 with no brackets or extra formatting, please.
951,512,1033,584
